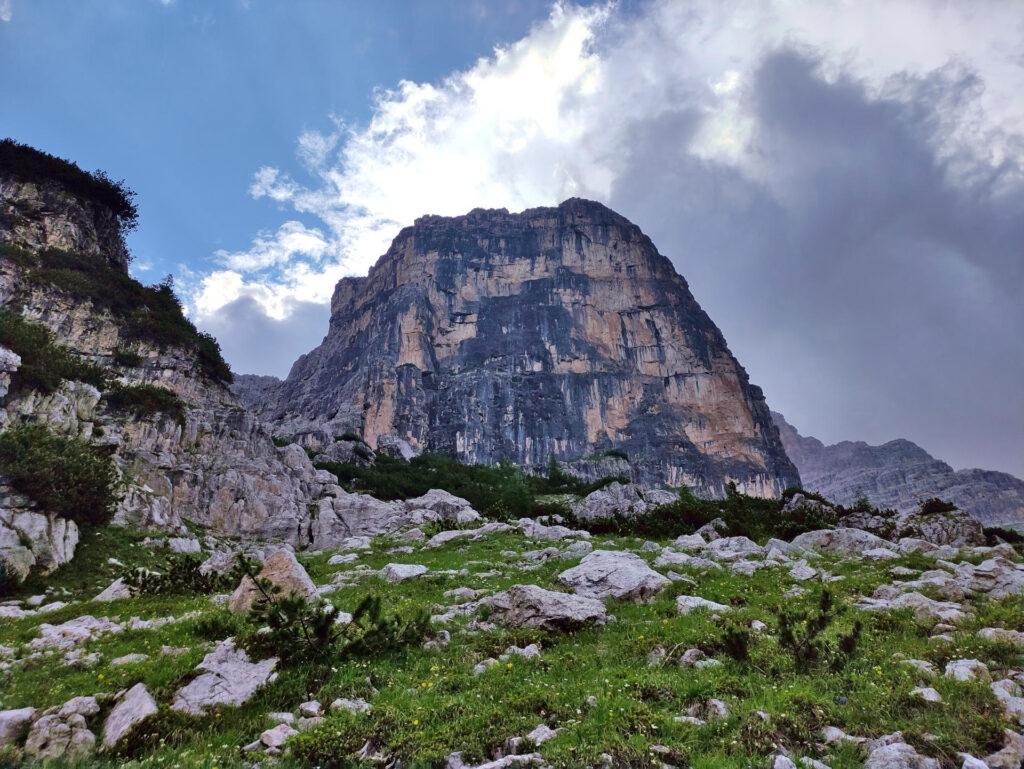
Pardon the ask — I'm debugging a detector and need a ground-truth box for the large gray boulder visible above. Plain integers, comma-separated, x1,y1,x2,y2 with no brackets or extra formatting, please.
558,550,669,602
790,528,892,556
482,585,607,631
571,482,675,522
893,506,985,547
171,639,278,715
24,713,95,761
229,549,317,614
863,741,939,769
102,683,158,749
0,707,37,747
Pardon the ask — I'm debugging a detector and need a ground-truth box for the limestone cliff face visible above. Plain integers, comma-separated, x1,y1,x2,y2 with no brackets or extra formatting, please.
772,412,1024,527
0,168,358,568
247,200,799,497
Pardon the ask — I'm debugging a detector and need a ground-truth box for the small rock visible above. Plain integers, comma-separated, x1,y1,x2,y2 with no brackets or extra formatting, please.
331,697,371,714
911,687,942,703
381,563,428,582
945,659,990,683
299,700,322,718
102,683,158,749
675,595,730,615
261,722,298,748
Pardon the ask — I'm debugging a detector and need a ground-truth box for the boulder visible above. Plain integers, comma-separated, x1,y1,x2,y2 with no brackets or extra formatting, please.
791,528,893,556
557,550,669,602
482,584,607,631
381,563,428,583
570,482,669,521
102,683,158,749
229,549,317,614
24,713,95,760
93,577,133,602
894,506,985,547
676,595,731,615
985,729,1024,769
171,639,278,715
944,659,990,683
0,707,37,747
864,741,939,769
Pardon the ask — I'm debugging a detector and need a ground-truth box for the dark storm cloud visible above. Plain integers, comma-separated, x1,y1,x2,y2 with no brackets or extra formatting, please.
610,49,1024,476
199,297,329,378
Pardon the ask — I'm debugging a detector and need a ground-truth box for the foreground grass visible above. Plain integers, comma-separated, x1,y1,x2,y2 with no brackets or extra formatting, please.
1,527,1021,768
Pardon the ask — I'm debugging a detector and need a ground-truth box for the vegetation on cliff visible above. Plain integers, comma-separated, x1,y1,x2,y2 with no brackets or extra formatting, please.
2,244,232,383
0,138,139,235
0,423,119,526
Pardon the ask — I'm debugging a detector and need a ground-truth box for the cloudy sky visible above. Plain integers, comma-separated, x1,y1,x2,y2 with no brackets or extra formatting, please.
2,1,1022,477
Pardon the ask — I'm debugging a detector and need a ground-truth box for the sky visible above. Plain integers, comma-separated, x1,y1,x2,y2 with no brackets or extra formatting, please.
2,1,1022,478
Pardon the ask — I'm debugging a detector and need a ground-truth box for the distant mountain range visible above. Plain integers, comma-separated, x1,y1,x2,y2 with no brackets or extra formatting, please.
772,412,1024,528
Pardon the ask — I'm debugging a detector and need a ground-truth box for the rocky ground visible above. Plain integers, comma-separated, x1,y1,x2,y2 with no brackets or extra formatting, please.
1,490,1023,769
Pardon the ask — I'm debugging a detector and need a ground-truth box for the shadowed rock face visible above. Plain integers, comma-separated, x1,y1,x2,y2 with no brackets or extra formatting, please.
772,412,1024,527
245,199,798,497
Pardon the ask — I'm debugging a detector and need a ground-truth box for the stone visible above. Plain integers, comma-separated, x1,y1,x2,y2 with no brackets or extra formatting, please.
0,707,37,747
675,595,731,615
382,563,428,582
328,553,359,565
229,549,318,613
790,528,892,556
789,561,818,581
166,537,202,554
944,659,990,683
331,697,372,714
985,729,1024,769
991,679,1024,724
299,700,322,718
111,653,148,666
25,713,95,760
557,550,669,602
93,577,133,602
171,639,278,715
863,741,940,769
773,756,798,769
482,584,607,631
571,483,679,521
426,522,515,548
261,722,298,748
58,697,99,718
979,627,1024,646
703,536,763,561
102,683,158,749
673,534,707,551
910,687,942,703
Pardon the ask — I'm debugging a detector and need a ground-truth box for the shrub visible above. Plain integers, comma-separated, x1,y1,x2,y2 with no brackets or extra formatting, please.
716,622,752,662
7,248,231,383
238,558,429,668
984,526,1024,545
0,308,106,394
919,497,958,515
339,430,361,442
775,589,862,674
602,448,629,460
271,435,291,447
0,560,15,597
112,347,143,367
0,423,119,526
122,553,241,596
0,138,138,235
104,382,186,424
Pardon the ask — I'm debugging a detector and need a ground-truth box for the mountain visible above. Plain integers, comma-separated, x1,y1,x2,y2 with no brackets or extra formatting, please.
772,411,1024,527
0,141,375,580
236,199,799,497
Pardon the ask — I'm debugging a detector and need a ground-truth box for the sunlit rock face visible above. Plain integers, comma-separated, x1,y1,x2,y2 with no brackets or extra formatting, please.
248,199,798,498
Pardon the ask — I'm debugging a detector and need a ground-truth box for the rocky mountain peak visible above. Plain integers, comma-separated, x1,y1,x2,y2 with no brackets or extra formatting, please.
243,199,800,498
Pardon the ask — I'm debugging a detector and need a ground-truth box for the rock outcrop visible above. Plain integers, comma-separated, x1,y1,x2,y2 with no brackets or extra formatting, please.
0,144,383,579
773,412,1024,528
240,200,798,497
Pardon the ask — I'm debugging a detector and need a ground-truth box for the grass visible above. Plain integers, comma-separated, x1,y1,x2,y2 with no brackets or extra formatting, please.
1,524,1019,769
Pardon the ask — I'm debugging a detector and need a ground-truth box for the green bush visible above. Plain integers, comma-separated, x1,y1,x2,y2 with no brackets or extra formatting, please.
238,557,429,668
5,247,231,383
919,497,958,515
104,382,186,424
0,138,138,235
122,553,241,596
0,423,119,526
0,309,106,394
317,452,624,520
112,347,143,367
775,589,862,674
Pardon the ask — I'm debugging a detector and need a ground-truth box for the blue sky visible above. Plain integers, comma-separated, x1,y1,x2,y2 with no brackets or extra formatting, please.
0,0,566,279
2,1,1023,477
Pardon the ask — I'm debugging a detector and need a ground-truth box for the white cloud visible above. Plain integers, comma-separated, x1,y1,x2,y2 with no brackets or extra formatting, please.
0,0,12,23
190,2,1024,475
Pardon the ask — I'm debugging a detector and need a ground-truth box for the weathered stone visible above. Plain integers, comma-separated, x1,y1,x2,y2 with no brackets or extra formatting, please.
0,707,37,747
102,683,158,749
557,550,669,602
24,713,95,760
381,563,428,582
229,549,317,614
863,742,939,769
790,528,892,556
261,722,297,748
482,584,607,631
171,639,278,715
945,659,990,683
675,595,731,615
